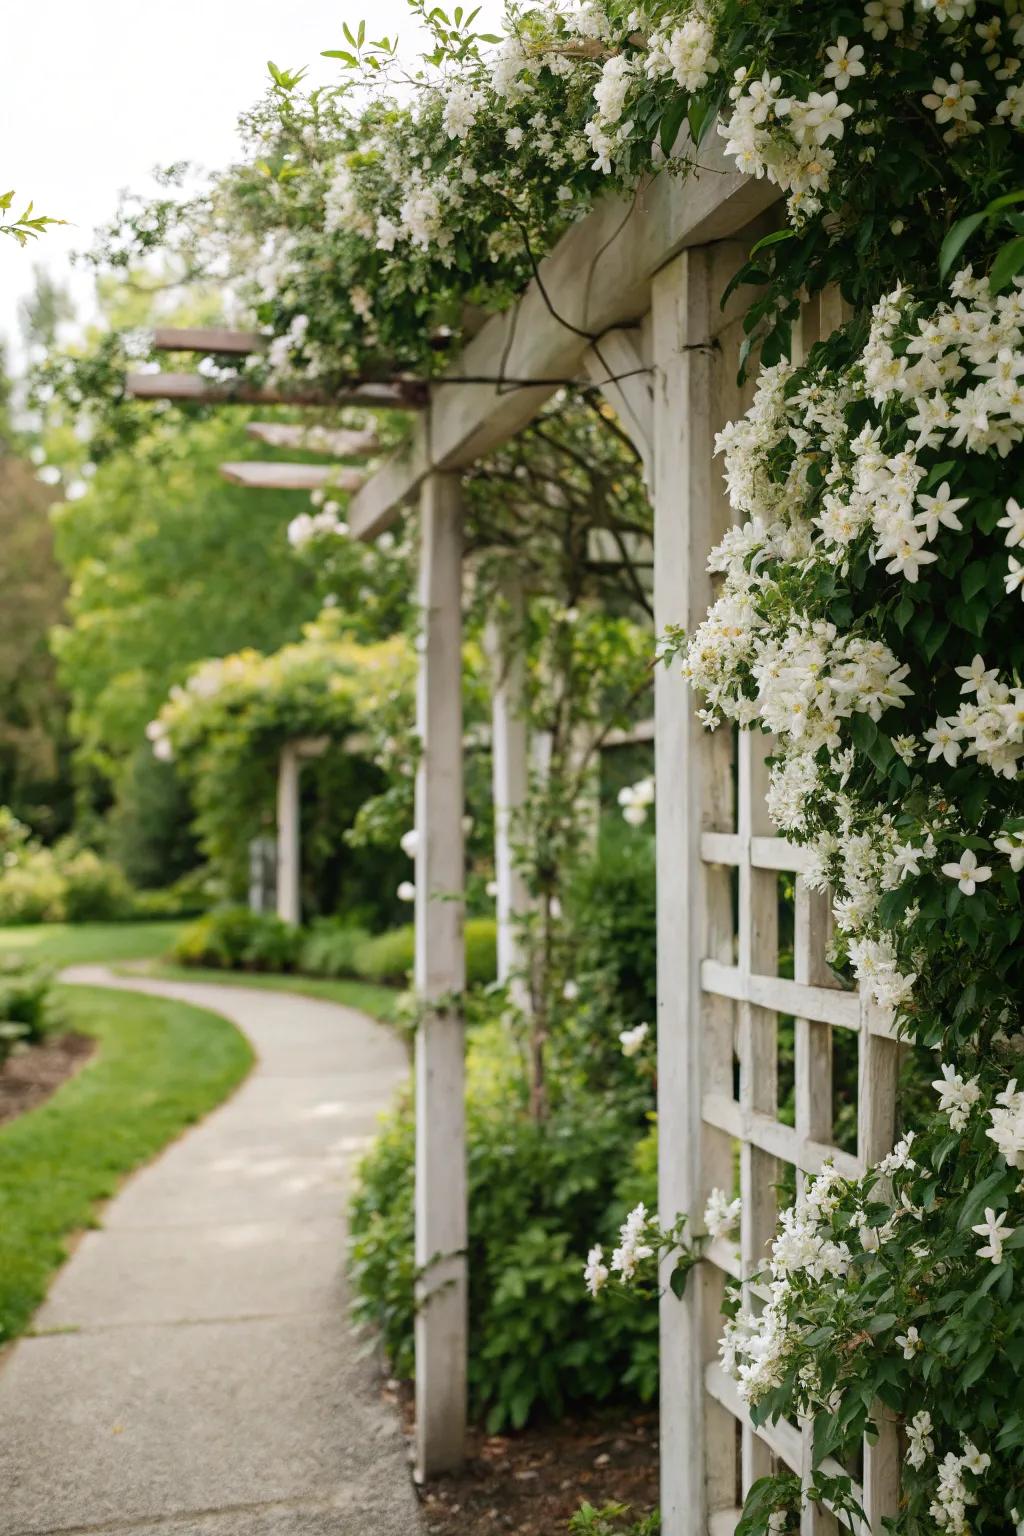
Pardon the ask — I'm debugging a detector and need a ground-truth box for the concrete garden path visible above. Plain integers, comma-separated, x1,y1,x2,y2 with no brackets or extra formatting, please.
0,968,424,1536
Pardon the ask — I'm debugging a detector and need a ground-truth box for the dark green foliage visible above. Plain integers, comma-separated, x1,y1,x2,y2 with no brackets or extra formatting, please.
569,1505,660,1536
106,747,200,890
0,959,62,1064
172,907,301,972
349,1029,658,1432
298,917,370,978
352,918,497,988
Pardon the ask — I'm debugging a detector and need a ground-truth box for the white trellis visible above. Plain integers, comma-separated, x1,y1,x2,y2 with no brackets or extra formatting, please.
348,140,903,1528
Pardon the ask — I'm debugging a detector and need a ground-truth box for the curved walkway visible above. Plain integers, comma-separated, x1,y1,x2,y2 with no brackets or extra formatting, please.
0,968,422,1536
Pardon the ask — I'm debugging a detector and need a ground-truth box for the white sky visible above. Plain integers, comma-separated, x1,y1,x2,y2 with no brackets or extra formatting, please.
0,0,503,365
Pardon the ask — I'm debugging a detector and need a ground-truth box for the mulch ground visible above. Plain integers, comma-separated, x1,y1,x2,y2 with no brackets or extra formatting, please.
0,1033,95,1126
391,1383,659,1536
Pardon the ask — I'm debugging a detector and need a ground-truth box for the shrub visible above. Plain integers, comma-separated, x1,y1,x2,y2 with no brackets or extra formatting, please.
60,849,134,922
172,907,300,972
0,850,67,925
348,1023,658,1432
352,917,497,987
0,831,137,926
298,917,370,977
0,960,63,1065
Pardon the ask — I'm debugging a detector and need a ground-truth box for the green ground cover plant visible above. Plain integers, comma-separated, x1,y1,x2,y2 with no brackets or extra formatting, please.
0,983,252,1342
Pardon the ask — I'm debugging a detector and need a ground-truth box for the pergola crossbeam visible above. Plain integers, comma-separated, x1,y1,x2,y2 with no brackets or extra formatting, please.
219,462,366,493
151,327,264,354
348,135,780,541
126,372,425,409
246,422,380,457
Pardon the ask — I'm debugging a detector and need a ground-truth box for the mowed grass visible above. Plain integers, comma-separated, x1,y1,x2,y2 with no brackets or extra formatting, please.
0,920,185,970
0,983,252,1343
130,961,403,1025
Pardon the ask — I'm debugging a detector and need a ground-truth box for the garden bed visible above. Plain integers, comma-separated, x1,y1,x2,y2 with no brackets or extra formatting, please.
0,1032,95,1126
395,1385,659,1536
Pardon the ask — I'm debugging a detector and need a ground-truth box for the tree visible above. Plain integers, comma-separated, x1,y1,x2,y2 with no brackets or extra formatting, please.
50,409,323,789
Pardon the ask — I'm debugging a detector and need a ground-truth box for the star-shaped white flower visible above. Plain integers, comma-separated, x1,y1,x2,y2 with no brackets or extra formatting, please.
916,481,967,540
895,1324,922,1360
1006,555,1024,598
823,37,866,90
940,847,992,894
995,832,1024,872
972,1207,1014,1265
955,654,1000,695
998,497,1024,548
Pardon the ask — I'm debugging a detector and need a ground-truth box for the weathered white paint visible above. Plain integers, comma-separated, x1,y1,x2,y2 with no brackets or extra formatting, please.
349,140,781,541
582,327,655,485
246,421,380,457
219,461,365,493
413,472,468,1481
126,372,419,409
483,574,532,998
151,326,264,354
275,744,302,926
652,243,748,1536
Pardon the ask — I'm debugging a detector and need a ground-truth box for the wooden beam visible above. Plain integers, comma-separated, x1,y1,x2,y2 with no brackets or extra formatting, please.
151,327,264,354
349,135,781,540
125,371,426,410
653,243,752,1536
583,328,655,484
413,472,468,1481
219,462,365,493
484,574,532,1000
246,422,380,457
276,744,302,926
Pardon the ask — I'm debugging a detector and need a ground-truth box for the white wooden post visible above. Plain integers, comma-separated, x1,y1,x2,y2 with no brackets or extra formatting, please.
276,744,301,926
484,574,531,996
652,243,748,1536
413,471,468,1480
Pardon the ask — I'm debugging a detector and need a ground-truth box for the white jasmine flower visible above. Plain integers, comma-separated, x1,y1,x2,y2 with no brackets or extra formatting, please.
1006,555,1024,598
583,1244,609,1296
619,1021,650,1057
562,979,579,1002
400,829,419,859
704,1187,741,1239
995,832,1024,872
972,1207,1014,1264
895,1324,922,1359
940,847,992,894
932,1062,981,1130
397,880,416,903
823,37,866,90
999,498,1024,547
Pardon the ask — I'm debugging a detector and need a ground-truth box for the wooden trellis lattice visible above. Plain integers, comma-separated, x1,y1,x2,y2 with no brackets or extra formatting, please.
656,277,901,1535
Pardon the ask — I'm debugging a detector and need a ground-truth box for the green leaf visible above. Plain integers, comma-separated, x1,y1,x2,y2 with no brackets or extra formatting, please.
659,96,688,157
939,213,986,281
989,234,1024,295
983,188,1024,215
749,227,797,259
669,1261,690,1299
957,1169,1011,1232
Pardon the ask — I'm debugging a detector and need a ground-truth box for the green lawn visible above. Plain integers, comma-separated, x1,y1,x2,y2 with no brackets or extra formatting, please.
0,920,185,970
129,961,403,1025
0,984,252,1344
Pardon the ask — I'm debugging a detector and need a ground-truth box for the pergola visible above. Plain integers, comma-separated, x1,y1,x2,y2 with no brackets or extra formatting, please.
127,134,901,1531
343,139,901,1532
